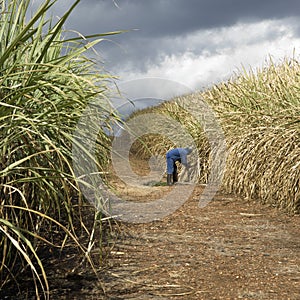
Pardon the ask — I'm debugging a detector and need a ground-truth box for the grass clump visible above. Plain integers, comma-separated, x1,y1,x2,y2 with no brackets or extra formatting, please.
0,0,119,298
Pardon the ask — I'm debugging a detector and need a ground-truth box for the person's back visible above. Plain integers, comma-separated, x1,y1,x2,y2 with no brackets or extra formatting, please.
166,148,181,160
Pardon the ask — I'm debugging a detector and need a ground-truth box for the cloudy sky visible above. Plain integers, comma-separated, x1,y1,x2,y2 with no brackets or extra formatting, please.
33,0,300,94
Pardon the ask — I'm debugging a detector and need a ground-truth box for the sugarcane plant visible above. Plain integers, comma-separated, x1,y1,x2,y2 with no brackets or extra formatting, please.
0,0,120,298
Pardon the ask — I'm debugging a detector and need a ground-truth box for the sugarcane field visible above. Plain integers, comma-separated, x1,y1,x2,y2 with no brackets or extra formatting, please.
1,1,300,299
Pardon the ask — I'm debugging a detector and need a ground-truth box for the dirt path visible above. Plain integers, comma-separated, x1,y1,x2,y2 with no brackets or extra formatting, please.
2,182,298,299
99,185,300,300
2,152,299,300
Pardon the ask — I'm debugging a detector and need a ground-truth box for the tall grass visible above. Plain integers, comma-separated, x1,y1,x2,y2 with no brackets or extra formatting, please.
202,58,300,213
136,57,300,213
0,0,119,298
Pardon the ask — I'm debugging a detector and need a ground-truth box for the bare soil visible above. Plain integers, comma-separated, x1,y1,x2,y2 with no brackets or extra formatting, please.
100,186,300,300
94,156,299,300
2,159,299,300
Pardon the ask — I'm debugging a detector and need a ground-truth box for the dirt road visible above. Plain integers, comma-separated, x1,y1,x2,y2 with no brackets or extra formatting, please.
100,184,300,300
3,181,298,299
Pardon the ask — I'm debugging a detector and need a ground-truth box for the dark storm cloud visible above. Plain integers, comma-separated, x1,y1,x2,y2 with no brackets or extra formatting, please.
55,0,299,74
67,0,300,38
34,0,299,86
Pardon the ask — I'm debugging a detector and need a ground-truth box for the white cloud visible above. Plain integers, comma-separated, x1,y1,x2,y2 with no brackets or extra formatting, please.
116,18,300,92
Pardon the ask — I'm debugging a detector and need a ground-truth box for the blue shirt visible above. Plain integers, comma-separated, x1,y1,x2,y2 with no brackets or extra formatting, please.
166,148,189,166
